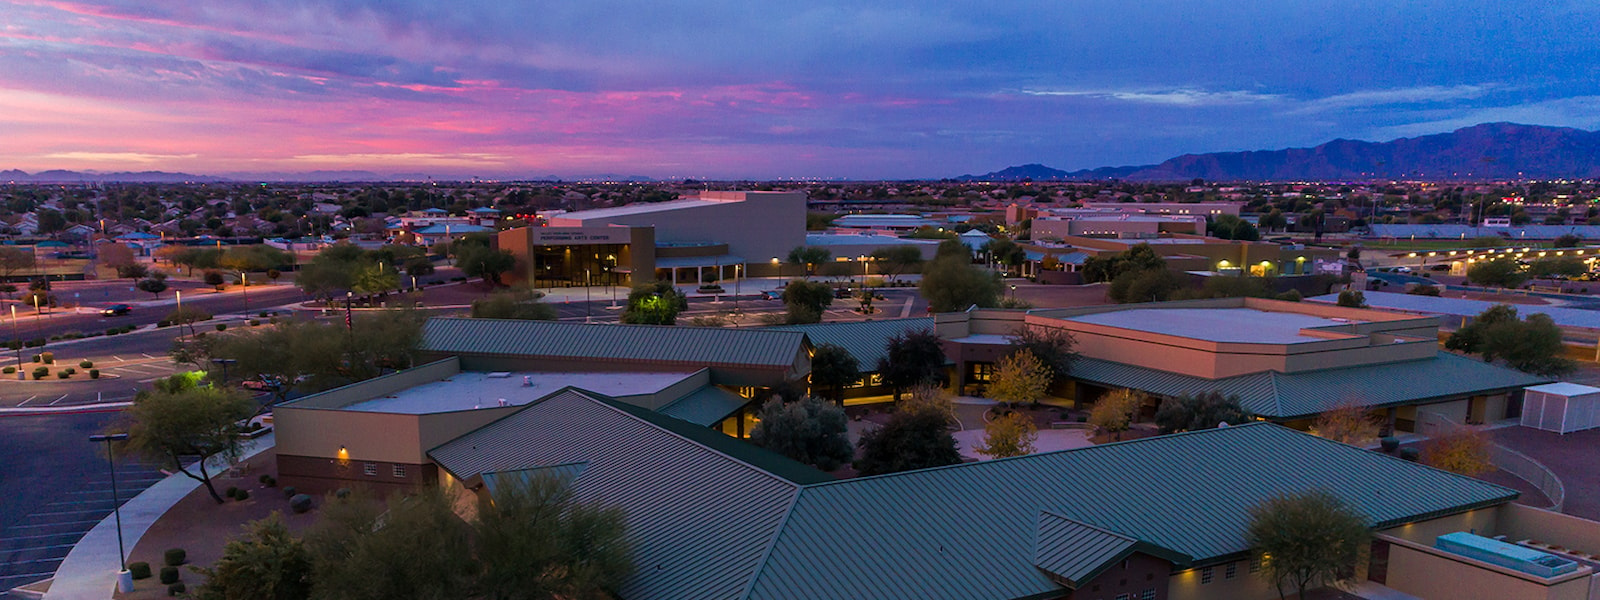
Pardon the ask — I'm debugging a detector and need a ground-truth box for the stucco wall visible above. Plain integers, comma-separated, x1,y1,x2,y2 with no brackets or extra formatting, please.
1166,561,1279,600
1379,535,1592,600
1500,504,1600,557
1381,507,1503,545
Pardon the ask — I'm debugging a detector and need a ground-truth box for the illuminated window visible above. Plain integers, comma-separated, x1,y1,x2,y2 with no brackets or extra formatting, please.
392,465,407,478
971,363,996,382
1201,567,1214,584
362,463,377,476
1140,590,1156,600
1225,562,1237,579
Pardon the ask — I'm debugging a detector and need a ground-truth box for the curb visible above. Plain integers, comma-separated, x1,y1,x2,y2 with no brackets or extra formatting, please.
0,401,133,417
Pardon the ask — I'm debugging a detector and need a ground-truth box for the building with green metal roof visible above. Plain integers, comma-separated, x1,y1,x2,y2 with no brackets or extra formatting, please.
426,387,1565,600
939,297,1551,432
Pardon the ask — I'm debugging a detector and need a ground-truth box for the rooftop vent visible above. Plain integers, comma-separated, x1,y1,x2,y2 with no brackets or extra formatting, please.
486,372,512,379
1435,532,1579,578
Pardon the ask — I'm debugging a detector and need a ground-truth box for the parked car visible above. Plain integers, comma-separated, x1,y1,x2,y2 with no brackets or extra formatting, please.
761,290,783,301
100,304,131,316
833,287,853,299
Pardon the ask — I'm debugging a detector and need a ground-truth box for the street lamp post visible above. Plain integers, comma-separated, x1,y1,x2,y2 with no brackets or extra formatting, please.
88,432,133,592
11,305,21,380
585,269,592,324
210,358,237,386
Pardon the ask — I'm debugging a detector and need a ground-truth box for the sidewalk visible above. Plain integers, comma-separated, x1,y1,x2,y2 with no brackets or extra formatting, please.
42,434,276,600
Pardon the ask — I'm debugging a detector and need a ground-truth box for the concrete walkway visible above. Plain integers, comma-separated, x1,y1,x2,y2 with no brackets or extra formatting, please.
43,434,276,600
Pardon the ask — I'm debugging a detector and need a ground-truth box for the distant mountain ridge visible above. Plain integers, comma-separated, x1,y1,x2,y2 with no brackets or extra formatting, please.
960,123,1600,182
0,169,229,183
0,168,653,183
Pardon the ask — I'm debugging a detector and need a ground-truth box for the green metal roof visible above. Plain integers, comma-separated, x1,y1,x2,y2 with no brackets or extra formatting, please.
481,462,589,499
1034,512,1187,589
743,423,1516,600
1070,351,1551,419
421,318,809,370
428,387,812,600
658,385,751,426
766,317,934,372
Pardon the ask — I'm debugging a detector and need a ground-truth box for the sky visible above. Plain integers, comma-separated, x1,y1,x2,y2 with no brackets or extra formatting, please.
2,0,1599,180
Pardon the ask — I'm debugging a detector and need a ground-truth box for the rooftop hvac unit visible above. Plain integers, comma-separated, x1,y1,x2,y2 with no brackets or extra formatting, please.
1436,532,1579,578
1521,382,1600,434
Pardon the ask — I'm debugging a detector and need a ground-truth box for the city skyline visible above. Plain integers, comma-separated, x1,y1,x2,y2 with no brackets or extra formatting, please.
2,0,1599,179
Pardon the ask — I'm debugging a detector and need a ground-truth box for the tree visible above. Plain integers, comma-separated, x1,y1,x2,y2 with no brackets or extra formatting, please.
855,410,962,476
121,384,255,504
877,329,947,400
136,274,169,298
786,246,830,278
1008,325,1076,379
919,251,1002,312
457,245,517,285
0,247,36,280
1528,256,1585,280
870,246,923,282
1082,243,1165,284
1553,233,1582,248
781,279,833,324
1335,289,1366,308
1467,257,1528,288
749,397,855,470
1153,391,1250,433
621,281,688,325
1421,426,1493,476
1446,305,1574,376
898,383,955,423
192,513,313,600
1107,267,1183,303
220,245,293,285
982,238,1027,274
116,262,149,280
305,488,477,600
1088,388,1143,440
808,344,860,402
977,411,1037,458
1258,209,1287,232
1210,214,1260,241
474,474,634,600
471,288,557,321
989,349,1052,407
350,263,399,296
207,310,424,403
204,270,227,290
404,256,435,278
1246,489,1370,600
1310,402,1381,446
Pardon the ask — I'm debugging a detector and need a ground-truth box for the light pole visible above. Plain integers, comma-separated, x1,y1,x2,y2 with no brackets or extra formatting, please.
11,305,21,380
88,432,133,592
585,269,592,323
210,358,236,386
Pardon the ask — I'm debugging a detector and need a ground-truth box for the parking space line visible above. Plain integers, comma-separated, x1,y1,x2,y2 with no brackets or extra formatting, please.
141,353,156,359
111,355,125,362
29,508,115,517
1,543,77,552
0,532,84,543
0,556,67,567
17,395,38,406
0,571,60,582
48,394,70,406
8,520,100,530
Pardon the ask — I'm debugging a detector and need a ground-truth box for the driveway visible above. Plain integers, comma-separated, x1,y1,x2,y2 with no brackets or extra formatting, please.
1491,426,1600,521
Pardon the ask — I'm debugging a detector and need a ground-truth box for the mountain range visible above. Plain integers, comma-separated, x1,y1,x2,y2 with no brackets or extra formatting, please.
958,123,1600,182
0,169,644,183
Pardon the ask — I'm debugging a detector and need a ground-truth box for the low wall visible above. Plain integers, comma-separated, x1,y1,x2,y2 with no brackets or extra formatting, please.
1377,534,1594,600
1492,444,1566,511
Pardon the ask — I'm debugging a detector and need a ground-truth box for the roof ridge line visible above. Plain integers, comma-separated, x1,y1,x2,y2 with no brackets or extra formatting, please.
582,390,812,489
736,486,807,600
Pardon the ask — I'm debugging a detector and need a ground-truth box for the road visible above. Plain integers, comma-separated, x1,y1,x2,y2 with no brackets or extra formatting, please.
0,412,166,597
0,326,195,408
3,284,308,342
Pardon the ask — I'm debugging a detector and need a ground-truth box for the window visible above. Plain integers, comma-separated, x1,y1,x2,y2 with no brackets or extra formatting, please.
1249,556,1263,573
1225,562,1237,579
1115,594,1128,600
392,465,407,478
970,363,995,382
1201,567,1214,584
1140,590,1156,600
363,463,377,476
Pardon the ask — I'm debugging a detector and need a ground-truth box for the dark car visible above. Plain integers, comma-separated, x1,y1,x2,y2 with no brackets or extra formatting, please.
101,304,132,316
833,287,853,299
762,290,783,301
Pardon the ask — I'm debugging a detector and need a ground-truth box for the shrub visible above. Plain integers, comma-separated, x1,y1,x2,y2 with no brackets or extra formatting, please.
263,476,277,487
159,566,180,584
234,489,250,501
215,323,227,331
1399,447,1421,461
129,561,151,579
106,328,118,336
1380,437,1400,452
225,486,239,499
56,371,69,379
32,366,47,380
289,494,313,513
26,338,43,348
40,351,52,364
283,486,297,498
89,369,100,379
157,320,171,328
79,360,93,368
164,548,187,566
259,311,270,318
63,367,74,375
335,488,351,499
2,367,12,374
31,354,40,363
249,421,262,431
249,319,260,326
167,583,185,597
258,474,272,484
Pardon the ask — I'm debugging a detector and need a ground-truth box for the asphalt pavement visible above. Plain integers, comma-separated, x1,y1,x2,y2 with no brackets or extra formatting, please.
0,412,165,597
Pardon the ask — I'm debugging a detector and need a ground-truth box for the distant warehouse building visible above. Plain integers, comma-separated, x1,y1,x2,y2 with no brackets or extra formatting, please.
497,190,805,287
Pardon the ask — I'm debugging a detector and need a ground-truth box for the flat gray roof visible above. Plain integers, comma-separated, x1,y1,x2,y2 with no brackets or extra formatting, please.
1064,308,1358,344
1310,291,1600,331
342,371,698,414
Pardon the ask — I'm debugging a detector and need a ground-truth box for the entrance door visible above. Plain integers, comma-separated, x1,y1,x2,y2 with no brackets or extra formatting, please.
1368,539,1390,585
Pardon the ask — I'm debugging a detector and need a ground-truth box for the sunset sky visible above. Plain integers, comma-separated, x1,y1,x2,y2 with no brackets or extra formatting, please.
2,0,1598,179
